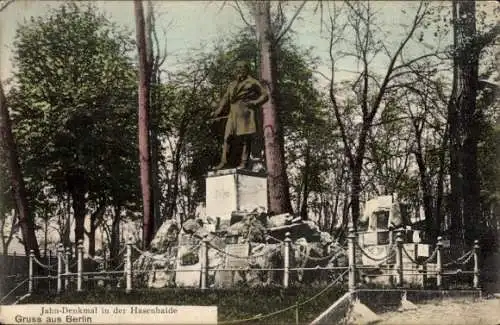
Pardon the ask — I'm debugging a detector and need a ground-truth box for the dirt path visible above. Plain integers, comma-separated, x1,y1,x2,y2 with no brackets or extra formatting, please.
377,298,500,325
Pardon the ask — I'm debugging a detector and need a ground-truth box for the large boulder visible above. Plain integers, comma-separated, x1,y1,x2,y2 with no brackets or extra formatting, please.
214,242,284,287
182,218,203,234
150,219,179,253
132,249,178,288
131,212,347,288
227,213,267,243
293,236,347,284
132,219,180,288
267,213,293,228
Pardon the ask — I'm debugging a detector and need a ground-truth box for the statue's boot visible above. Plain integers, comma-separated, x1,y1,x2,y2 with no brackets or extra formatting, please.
214,142,229,170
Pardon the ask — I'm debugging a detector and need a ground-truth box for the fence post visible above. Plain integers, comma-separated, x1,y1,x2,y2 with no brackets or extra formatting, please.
47,250,51,271
283,232,291,289
76,240,83,292
104,249,108,270
28,250,34,294
295,301,299,325
395,232,404,286
126,237,133,293
57,244,63,294
473,240,480,289
421,262,427,288
436,236,443,289
65,247,71,290
200,237,209,290
347,227,356,292
12,251,16,274
48,250,53,292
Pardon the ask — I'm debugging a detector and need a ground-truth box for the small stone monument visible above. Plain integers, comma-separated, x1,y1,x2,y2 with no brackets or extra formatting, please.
205,168,267,225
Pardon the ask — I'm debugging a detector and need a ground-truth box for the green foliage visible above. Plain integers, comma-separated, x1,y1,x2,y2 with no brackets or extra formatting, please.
9,3,140,229
155,28,329,219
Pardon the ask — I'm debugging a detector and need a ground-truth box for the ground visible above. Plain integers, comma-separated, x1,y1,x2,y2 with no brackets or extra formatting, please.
377,298,500,325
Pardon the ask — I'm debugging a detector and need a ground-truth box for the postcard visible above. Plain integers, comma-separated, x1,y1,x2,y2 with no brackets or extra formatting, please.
1,1,499,324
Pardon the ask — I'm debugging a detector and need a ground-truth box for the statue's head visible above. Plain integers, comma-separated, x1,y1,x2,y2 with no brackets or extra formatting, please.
235,61,250,80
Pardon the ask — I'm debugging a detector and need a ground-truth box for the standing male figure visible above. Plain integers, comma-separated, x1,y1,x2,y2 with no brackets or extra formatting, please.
212,61,269,170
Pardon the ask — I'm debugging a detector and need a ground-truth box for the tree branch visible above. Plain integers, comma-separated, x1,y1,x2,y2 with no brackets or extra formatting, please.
369,1,427,122
475,21,500,51
231,0,254,31
275,0,307,44
0,0,15,12
328,16,354,167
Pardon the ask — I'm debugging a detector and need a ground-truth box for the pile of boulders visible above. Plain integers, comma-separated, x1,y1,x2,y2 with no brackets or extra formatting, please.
131,210,346,288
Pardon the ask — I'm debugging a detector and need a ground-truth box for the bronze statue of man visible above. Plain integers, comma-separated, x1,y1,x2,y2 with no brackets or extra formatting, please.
211,61,269,170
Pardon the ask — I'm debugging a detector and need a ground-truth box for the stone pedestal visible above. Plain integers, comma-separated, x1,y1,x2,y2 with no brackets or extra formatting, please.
205,169,267,222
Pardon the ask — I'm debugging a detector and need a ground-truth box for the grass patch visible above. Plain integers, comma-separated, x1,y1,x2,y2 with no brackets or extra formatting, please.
22,284,347,324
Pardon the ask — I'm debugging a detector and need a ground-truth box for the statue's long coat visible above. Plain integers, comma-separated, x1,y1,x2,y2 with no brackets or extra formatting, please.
217,76,268,138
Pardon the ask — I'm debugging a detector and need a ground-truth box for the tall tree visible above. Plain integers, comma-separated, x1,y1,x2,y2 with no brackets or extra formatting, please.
0,0,40,257
10,2,137,249
145,1,168,231
448,0,499,247
327,2,437,229
134,0,154,248
0,83,40,257
233,1,307,215
251,1,292,214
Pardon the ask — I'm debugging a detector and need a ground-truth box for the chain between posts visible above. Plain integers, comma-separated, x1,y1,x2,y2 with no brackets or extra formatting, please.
24,229,482,295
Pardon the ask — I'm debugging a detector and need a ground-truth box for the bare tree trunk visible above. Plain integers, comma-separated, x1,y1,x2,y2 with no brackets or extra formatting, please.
145,0,162,232
68,173,87,251
350,166,362,231
86,203,106,257
253,1,293,215
64,193,71,247
110,204,121,269
0,210,17,256
43,214,48,257
300,144,310,220
434,128,448,238
166,141,183,221
350,126,371,230
455,0,480,246
448,1,464,250
134,0,153,249
448,0,482,249
0,82,40,257
414,149,435,241
331,190,340,234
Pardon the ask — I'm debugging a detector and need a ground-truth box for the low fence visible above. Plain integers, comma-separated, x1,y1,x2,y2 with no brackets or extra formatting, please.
0,229,481,303
354,232,480,290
